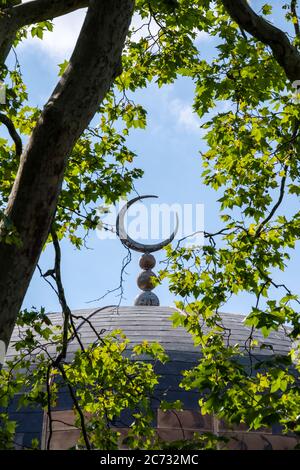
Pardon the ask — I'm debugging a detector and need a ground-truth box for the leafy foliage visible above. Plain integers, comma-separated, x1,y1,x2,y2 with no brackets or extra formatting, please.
1,0,300,450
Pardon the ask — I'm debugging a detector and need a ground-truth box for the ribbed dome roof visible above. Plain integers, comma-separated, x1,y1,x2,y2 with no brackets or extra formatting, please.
7,306,291,361
4,306,294,449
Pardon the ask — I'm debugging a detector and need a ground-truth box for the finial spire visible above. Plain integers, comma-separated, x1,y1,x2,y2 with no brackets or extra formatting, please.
116,195,178,306
134,253,159,306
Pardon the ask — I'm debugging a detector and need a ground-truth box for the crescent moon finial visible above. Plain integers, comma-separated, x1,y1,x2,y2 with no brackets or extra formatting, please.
116,195,179,306
116,195,179,253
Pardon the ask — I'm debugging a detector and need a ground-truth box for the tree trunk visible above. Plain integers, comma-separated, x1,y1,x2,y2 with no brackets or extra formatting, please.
0,0,135,362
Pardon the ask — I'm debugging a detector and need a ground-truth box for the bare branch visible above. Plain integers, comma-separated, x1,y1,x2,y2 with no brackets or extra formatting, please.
256,122,300,235
0,112,22,158
46,364,53,450
51,227,71,361
57,363,91,450
256,164,288,236
87,247,132,306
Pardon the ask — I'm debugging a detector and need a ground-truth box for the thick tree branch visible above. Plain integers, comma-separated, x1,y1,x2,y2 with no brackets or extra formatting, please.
0,0,89,61
221,0,300,82
9,0,89,27
0,112,22,158
0,0,135,351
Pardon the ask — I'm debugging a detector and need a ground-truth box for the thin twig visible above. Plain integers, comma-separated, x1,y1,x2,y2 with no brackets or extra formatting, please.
46,364,53,450
256,164,288,236
57,363,91,450
51,228,71,360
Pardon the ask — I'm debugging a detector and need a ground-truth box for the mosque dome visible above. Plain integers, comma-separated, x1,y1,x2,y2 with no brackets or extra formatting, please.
5,305,296,450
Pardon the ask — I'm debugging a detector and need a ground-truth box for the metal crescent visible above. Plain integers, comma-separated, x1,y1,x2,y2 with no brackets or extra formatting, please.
116,195,179,253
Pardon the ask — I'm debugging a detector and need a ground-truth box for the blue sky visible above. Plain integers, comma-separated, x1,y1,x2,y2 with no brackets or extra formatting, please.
3,1,300,315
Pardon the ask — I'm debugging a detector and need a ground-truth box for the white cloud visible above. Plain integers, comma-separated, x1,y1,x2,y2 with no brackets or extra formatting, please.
195,30,212,44
169,98,201,134
19,8,87,62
